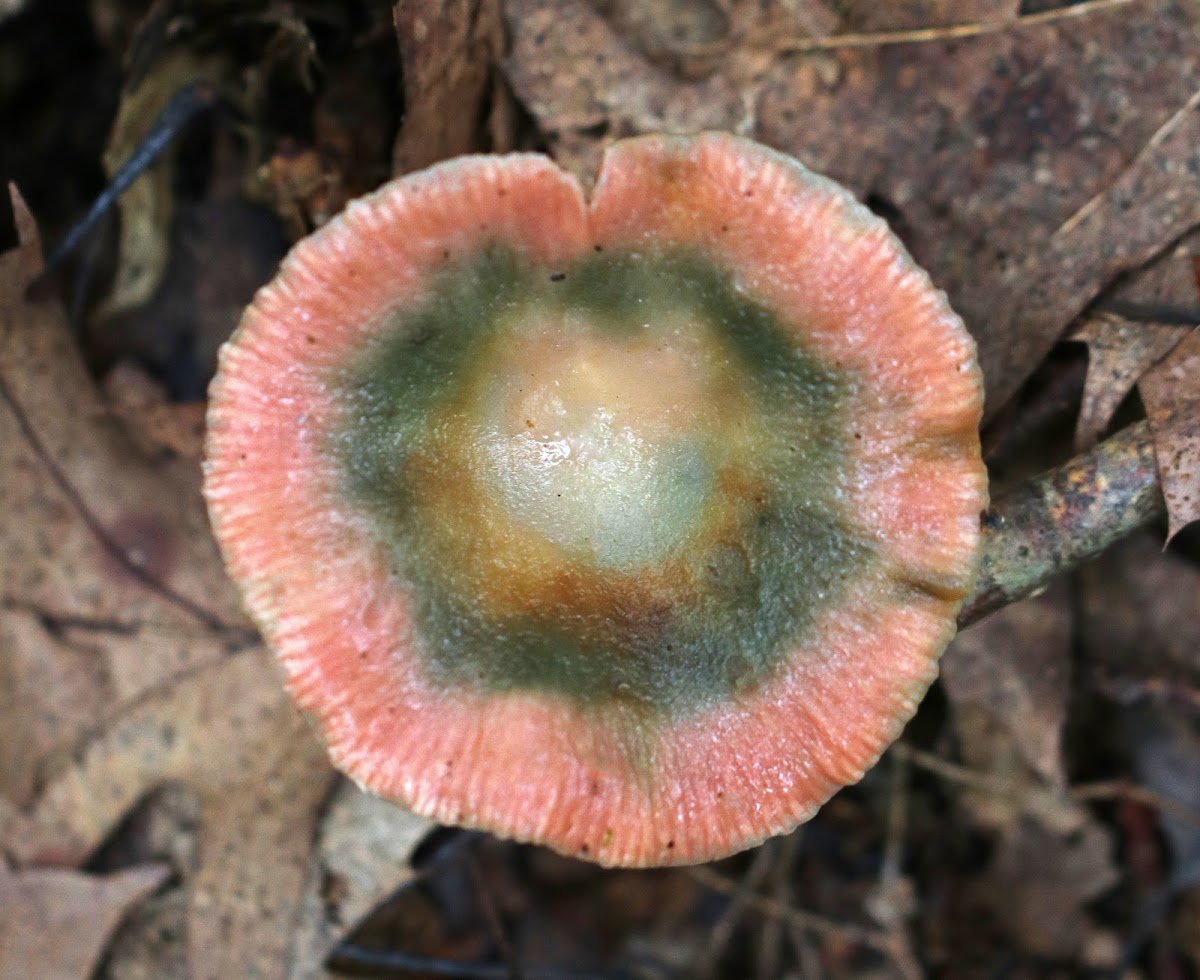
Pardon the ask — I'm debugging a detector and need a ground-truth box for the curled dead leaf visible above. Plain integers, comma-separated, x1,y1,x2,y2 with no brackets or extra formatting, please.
1070,312,1190,452
1139,325,1200,542
0,863,169,979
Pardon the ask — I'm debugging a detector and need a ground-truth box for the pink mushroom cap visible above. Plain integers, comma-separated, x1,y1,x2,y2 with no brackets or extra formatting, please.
204,132,986,867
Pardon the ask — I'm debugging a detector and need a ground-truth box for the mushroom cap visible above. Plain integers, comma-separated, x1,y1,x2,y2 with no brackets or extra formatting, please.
204,133,986,867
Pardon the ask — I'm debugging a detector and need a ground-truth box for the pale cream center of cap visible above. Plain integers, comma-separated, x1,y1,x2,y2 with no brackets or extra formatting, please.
474,312,729,569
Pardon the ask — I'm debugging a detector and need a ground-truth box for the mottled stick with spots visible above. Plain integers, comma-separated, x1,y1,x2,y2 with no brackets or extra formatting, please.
962,421,1164,627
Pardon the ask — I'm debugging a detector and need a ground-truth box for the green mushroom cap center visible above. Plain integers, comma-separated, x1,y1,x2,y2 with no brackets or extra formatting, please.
332,247,870,717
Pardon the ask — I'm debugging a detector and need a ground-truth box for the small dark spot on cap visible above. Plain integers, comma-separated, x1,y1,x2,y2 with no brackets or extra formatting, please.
666,839,675,849
550,271,566,282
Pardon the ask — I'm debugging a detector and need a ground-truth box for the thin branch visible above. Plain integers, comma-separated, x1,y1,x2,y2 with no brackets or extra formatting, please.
687,865,890,953
776,834,824,980
773,0,1140,54
960,421,1164,627
694,843,777,976
1069,780,1200,830
760,833,802,980
870,753,923,980
30,82,216,290
895,745,1200,831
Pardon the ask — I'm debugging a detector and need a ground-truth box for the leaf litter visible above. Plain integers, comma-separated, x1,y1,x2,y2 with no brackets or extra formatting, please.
0,188,432,977
1140,326,1200,542
0,862,169,980
1070,313,1190,452
2,0,1200,975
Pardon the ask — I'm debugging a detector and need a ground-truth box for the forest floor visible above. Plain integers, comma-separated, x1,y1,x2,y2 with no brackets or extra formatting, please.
1,1,1200,977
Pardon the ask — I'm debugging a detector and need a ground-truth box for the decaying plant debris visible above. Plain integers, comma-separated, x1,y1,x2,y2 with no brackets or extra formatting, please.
1,0,1199,977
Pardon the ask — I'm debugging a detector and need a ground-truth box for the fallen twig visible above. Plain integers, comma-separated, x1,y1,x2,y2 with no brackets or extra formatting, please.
773,0,1140,54
961,421,1164,627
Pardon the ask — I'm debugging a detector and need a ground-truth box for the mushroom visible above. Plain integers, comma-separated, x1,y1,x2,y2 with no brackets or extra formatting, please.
204,132,986,867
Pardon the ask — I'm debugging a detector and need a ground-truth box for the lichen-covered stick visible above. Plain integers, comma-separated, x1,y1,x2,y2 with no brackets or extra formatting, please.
203,133,986,867
961,420,1164,626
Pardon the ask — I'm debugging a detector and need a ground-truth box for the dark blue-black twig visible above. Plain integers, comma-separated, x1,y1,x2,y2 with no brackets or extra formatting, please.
31,81,216,289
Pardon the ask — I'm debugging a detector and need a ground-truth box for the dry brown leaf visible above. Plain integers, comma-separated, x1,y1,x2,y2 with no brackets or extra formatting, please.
1139,325,1200,542
1070,312,1190,451
997,90,1200,424
941,587,1072,826
103,361,207,461
0,862,169,979
3,651,335,978
1081,534,1200,696
1106,229,1200,313
592,0,732,80
0,189,429,977
501,0,840,181
392,0,504,175
97,780,435,980
3,659,434,979
938,586,1119,960
984,814,1119,959
0,186,250,806
756,0,1200,420
289,783,434,979
89,787,198,980
503,0,739,181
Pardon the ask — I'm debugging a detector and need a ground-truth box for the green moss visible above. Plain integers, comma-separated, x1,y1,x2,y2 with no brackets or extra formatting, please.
329,245,872,718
